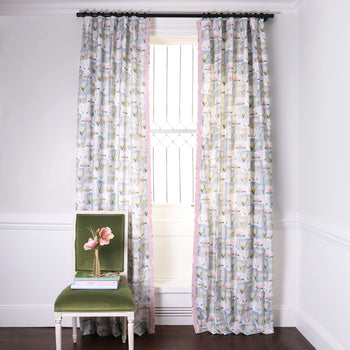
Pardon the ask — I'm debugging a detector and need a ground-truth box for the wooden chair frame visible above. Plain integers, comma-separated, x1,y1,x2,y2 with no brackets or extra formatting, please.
54,210,134,350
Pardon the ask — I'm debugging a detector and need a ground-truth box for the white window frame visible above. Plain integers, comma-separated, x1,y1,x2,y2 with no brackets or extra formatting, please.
150,34,198,290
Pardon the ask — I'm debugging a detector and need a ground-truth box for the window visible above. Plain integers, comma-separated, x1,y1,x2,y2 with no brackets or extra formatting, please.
150,42,198,204
150,38,198,288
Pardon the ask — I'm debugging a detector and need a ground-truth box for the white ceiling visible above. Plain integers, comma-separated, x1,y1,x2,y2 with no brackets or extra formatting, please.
0,0,306,15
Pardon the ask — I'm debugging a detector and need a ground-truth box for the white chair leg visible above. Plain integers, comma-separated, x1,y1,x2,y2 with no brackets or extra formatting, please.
122,317,127,343
54,312,62,350
128,314,134,350
72,317,78,343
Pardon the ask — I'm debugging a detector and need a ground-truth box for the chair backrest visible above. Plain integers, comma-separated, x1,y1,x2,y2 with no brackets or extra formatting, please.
74,211,128,278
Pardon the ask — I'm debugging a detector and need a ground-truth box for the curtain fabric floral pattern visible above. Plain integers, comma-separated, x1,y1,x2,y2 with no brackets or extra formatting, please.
193,17,273,335
76,16,154,336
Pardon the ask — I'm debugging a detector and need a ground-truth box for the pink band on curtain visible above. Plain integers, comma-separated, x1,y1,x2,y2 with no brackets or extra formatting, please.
145,18,155,334
192,19,203,334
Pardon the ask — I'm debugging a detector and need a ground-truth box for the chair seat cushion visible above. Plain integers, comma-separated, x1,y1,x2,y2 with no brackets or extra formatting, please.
54,281,135,312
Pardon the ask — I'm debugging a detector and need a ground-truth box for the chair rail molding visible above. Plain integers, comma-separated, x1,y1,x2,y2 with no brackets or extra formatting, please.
0,213,73,231
273,211,299,231
299,214,350,250
4,212,338,234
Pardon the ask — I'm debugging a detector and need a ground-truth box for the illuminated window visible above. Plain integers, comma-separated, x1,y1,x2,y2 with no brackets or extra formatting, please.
149,42,198,204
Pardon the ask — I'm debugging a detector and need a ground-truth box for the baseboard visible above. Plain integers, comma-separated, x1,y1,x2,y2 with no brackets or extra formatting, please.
154,286,192,325
3,302,345,350
297,216,350,350
155,306,193,325
297,309,345,350
0,303,296,328
273,306,296,327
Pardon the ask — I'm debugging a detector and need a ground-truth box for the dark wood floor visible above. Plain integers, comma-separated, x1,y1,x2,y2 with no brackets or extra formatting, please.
0,326,315,350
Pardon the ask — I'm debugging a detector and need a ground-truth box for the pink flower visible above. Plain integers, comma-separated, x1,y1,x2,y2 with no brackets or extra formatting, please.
99,227,114,246
83,237,98,250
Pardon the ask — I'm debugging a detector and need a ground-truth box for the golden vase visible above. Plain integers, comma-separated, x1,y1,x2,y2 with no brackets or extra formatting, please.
93,248,101,276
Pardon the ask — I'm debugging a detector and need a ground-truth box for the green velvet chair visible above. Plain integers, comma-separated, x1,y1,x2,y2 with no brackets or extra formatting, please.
54,211,135,350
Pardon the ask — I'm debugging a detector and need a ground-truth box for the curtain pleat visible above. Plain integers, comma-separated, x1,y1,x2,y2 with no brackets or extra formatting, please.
76,15,154,336
193,17,273,335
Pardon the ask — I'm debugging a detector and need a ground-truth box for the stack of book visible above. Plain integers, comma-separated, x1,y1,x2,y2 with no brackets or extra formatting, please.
71,271,120,290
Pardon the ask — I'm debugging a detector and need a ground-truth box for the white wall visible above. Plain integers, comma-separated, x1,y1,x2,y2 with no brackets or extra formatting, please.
266,14,300,326
266,14,299,215
299,0,350,225
0,13,300,328
0,16,80,214
298,0,350,349
0,15,80,326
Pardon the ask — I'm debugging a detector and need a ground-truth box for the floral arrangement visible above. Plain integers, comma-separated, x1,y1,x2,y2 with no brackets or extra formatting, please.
83,226,114,250
83,226,115,276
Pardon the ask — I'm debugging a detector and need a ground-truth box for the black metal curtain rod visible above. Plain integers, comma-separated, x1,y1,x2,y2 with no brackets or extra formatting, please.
76,12,274,21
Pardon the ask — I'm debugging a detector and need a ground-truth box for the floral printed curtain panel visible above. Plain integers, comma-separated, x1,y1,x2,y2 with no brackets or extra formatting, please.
76,16,154,336
193,17,273,335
